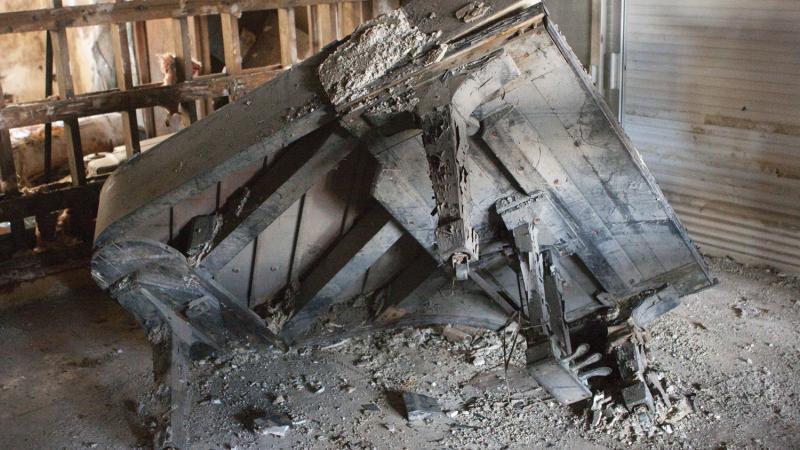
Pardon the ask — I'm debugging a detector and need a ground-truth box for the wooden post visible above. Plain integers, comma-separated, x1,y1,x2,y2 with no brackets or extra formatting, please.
1,81,28,250
329,3,343,40
303,6,314,59
133,21,156,137
44,31,54,183
49,0,85,186
309,5,322,54
278,8,298,68
0,82,18,196
111,1,141,157
220,13,242,101
171,16,198,127
194,15,214,115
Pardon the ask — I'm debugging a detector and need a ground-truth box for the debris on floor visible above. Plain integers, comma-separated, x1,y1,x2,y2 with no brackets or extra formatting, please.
402,392,442,421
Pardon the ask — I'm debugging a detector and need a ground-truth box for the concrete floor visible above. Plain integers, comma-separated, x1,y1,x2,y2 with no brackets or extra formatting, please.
1,257,799,449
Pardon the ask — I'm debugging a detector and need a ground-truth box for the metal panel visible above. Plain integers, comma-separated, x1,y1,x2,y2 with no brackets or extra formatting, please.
623,0,800,273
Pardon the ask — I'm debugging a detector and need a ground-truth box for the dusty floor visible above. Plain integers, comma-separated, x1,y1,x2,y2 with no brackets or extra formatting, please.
1,257,799,449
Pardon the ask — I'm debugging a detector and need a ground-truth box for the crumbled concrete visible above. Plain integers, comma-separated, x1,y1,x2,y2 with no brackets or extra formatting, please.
317,9,438,106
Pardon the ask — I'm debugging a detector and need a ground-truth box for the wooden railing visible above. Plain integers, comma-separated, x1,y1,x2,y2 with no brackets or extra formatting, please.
0,0,396,261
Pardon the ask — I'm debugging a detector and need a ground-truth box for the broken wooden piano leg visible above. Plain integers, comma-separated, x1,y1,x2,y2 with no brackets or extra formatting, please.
497,193,610,405
417,104,477,280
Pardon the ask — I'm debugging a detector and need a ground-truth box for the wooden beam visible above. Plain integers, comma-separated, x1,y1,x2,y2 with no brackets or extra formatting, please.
111,2,142,157
0,180,104,222
133,21,156,137
0,81,18,195
193,16,214,117
44,31,54,182
50,1,86,186
309,5,324,54
220,13,243,101
0,81,25,250
280,207,404,343
329,3,343,40
0,0,368,35
278,7,298,67
198,125,357,273
0,68,281,129
172,16,198,126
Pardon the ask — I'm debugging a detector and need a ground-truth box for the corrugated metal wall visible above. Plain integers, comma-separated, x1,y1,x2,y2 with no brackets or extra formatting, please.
623,0,800,273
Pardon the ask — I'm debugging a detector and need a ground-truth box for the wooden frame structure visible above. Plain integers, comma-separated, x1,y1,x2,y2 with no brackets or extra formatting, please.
0,0,396,268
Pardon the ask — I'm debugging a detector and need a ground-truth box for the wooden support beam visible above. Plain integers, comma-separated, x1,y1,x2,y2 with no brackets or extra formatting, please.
0,0,369,35
281,207,404,343
278,7,298,67
0,81,25,250
0,68,281,129
220,13,243,101
0,179,104,222
44,32,54,183
172,16,198,126
329,3,343,40
370,137,438,257
49,1,86,186
0,81,18,195
193,16,214,117
133,21,156,137
111,2,142,157
309,5,324,54
198,125,357,273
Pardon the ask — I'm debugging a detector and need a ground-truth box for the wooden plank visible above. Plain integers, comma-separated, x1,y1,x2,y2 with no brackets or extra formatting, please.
44,32,54,183
133,21,156,137
111,3,142,157
199,125,357,273
0,80,25,250
280,207,404,343
0,81,18,195
193,15,214,117
0,0,369,35
0,180,104,222
329,3,343,40
49,2,86,186
172,16,198,126
220,13,243,101
278,7,299,67
309,5,323,53
0,68,281,129
250,200,301,304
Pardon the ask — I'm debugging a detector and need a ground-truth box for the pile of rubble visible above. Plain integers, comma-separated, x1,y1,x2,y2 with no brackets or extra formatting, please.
130,323,705,448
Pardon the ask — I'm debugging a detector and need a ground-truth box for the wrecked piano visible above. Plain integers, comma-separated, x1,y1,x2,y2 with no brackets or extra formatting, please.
90,0,715,446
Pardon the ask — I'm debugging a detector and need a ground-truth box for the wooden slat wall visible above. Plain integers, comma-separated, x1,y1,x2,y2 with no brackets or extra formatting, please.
162,1,395,306
0,0,397,262
623,0,800,273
